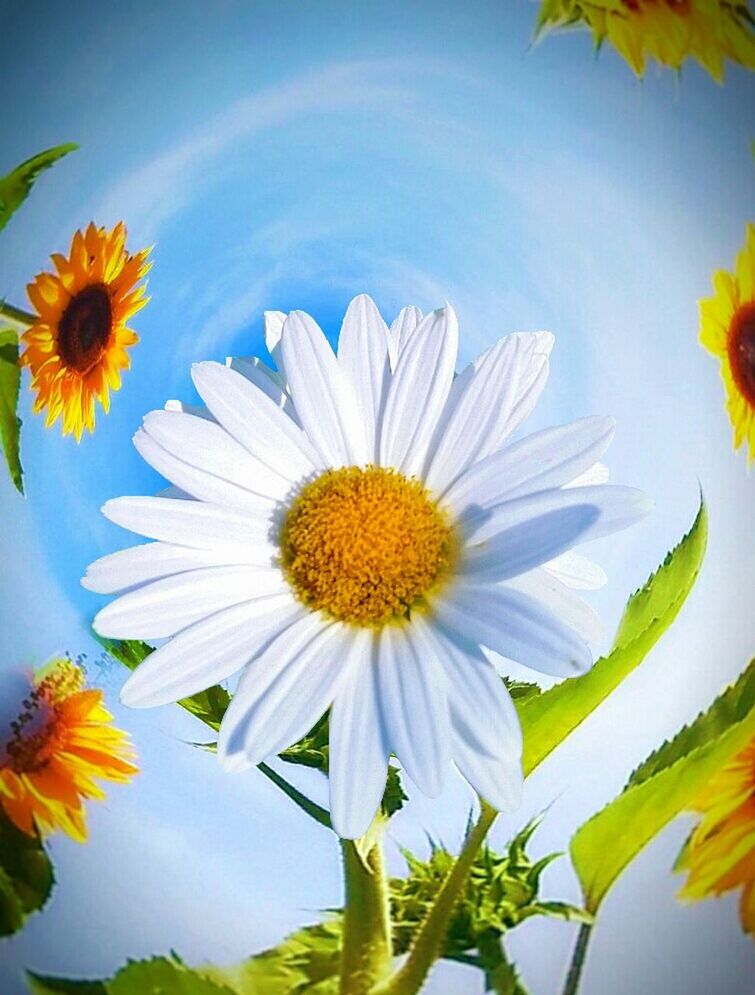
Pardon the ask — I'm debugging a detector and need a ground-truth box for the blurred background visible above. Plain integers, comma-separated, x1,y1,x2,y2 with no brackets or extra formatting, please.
0,1,753,992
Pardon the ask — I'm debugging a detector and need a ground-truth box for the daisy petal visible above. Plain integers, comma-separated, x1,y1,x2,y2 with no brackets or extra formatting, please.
507,568,603,645
390,305,422,361
453,733,523,813
226,355,296,419
460,485,653,547
82,541,264,594
191,361,319,481
338,295,392,461
102,496,276,552
441,416,615,510
544,550,607,590
376,624,450,797
281,311,366,466
434,581,593,678
136,425,286,509
119,595,301,707
416,616,522,761
425,334,530,491
568,462,610,487
93,564,286,639
264,310,287,367
460,504,600,583
328,629,390,839
219,614,352,766
380,305,458,476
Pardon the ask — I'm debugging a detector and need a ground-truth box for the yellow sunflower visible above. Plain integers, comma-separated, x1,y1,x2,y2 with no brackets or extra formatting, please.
677,736,755,937
20,222,150,441
0,659,138,843
699,224,755,463
535,0,755,80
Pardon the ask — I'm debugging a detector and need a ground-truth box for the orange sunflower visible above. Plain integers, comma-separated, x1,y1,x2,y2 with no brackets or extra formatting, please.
677,736,755,937
0,659,138,843
20,222,150,441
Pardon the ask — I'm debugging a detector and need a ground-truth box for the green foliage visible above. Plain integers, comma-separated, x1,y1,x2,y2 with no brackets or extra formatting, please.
390,820,590,962
0,816,54,937
571,659,755,913
518,498,707,776
0,143,77,233
0,326,23,494
28,925,343,995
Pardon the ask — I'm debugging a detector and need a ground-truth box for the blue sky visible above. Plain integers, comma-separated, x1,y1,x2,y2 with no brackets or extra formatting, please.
1,1,753,992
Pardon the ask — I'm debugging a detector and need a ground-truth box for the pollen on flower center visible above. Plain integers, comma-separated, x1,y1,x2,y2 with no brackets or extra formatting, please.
279,466,455,626
2,662,83,774
58,284,113,373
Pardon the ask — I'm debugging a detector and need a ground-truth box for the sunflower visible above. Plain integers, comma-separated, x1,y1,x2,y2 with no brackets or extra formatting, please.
699,224,755,463
0,659,138,842
536,0,755,80
19,222,151,441
677,736,755,938
85,295,650,839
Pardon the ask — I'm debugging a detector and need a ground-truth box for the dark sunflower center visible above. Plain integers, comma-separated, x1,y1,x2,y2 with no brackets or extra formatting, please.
728,302,755,409
58,284,113,373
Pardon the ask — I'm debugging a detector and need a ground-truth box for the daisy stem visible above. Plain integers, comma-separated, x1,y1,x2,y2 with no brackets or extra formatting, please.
370,800,498,995
0,301,35,327
340,838,393,995
561,923,593,995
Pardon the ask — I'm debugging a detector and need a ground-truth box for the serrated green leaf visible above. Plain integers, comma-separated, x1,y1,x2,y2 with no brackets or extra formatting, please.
0,327,23,494
571,659,755,913
518,498,707,776
0,815,54,936
0,144,77,232
108,956,238,995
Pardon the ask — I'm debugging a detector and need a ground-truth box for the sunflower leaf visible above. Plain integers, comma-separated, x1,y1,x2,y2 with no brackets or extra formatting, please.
27,973,108,995
571,659,755,913
0,326,23,494
0,144,78,233
517,497,707,776
0,816,54,936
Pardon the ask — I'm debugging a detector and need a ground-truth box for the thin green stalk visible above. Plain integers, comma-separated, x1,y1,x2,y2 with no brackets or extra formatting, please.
561,923,593,995
0,301,35,327
340,838,393,995
372,801,498,995
258,761,332,829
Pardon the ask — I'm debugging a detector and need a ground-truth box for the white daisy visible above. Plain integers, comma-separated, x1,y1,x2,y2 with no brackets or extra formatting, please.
84,295,651,839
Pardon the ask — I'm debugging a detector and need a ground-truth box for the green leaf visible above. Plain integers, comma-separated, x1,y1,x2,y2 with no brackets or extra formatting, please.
0,816,54,936
28,926,344,995
27,973,107,995
0,144,78,233
0,327,23,494
518,497,707,776
108,957,237,995
571,659,755,913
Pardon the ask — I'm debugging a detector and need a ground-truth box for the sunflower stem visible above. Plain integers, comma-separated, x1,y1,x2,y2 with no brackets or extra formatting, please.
561,923,593,995
370,800,498,995
0,301,35,327
340,837,393,995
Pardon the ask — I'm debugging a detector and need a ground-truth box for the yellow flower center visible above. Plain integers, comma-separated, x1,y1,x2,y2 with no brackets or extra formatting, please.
1,663,83,774
58,284,113,373
280,466,455,626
